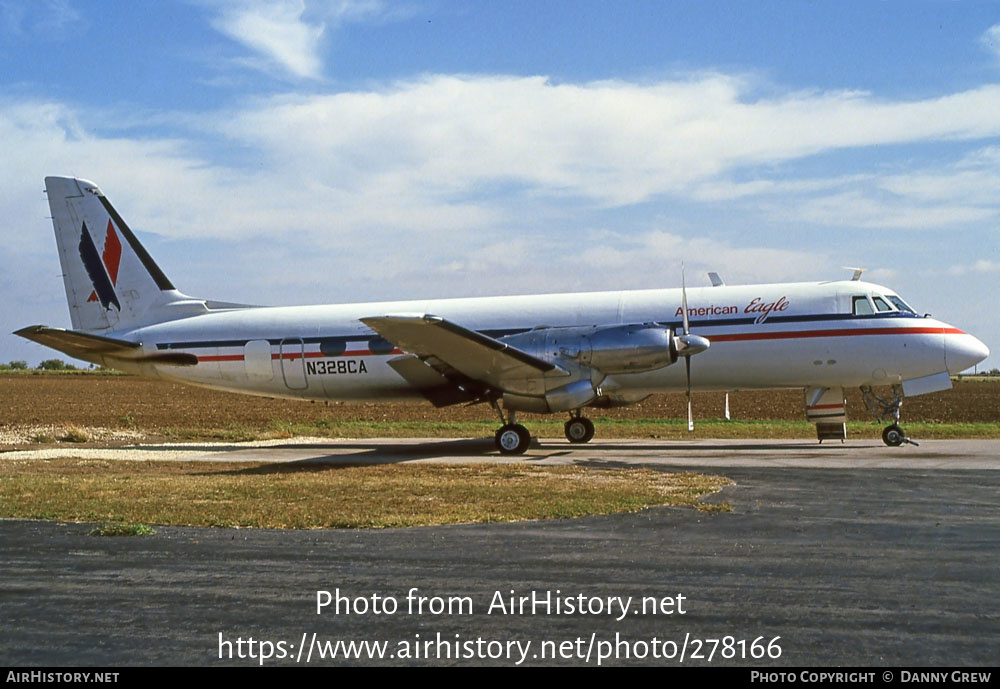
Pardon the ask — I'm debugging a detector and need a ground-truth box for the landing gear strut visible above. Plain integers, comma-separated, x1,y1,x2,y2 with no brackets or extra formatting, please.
490,399,531,455
564,411,595,444
861,385,919,447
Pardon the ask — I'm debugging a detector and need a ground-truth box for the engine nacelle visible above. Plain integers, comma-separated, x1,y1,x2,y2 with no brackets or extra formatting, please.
500,323,676,376
504,379,598,413
579,324,676,374
497,324,676,413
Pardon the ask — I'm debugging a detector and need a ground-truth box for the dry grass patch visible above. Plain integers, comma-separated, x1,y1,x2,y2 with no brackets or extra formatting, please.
0,459,732,529
59,425,90,443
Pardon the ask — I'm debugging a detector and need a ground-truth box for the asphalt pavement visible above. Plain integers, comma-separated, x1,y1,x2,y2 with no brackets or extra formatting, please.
0,439,997,666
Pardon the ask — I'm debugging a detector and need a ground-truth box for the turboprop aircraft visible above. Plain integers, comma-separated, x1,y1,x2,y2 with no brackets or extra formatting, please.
16,176,990,454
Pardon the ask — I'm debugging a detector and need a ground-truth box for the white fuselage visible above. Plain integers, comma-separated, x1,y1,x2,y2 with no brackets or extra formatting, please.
109,280,985,404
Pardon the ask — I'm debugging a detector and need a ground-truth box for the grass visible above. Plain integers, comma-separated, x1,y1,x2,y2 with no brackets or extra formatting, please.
0,459,732,529
59,425,90,443
0,368,128,376
153,417,1000,443
89,522,156,537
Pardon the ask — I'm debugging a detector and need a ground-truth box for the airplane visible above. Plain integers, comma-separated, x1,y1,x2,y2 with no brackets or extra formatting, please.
15,176,990,454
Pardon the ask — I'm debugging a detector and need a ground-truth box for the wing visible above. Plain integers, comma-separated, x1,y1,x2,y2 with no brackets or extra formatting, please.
360,315,567,400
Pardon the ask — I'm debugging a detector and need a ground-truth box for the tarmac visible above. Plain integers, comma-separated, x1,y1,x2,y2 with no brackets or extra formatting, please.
1,438,997,666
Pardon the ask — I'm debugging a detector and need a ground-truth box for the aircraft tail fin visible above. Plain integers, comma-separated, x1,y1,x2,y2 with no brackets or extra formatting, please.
44,176,193,333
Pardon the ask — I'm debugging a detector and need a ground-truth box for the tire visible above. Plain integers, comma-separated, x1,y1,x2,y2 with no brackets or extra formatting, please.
882,424,904,447
564,417,595,443
495,423,531,455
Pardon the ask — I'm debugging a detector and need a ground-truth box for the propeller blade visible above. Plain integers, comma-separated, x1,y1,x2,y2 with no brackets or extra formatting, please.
680,264,690,336
686,356,694,432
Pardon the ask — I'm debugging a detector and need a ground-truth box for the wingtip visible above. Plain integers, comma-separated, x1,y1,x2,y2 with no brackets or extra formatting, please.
13,324,50,338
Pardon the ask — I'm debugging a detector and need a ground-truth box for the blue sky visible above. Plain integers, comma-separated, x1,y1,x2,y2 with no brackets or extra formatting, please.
1,0,998,371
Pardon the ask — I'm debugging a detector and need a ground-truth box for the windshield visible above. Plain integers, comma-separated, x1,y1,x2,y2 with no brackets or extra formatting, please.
886,295,915,314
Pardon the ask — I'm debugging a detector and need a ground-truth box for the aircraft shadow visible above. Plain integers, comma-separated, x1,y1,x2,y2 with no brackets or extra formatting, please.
188,436,864,476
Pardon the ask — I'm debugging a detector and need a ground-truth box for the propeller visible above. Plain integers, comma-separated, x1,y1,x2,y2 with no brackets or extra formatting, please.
675,266,710,431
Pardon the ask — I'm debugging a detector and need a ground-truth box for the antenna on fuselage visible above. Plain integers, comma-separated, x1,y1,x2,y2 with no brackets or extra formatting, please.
843,266,866,281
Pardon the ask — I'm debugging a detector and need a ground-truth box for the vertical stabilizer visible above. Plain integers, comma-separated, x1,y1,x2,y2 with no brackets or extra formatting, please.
45,176,185,333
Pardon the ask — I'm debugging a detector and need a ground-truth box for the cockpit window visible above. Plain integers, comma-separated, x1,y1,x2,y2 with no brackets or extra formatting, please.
872,296,893,312
852,296,874,315
886,295,915,313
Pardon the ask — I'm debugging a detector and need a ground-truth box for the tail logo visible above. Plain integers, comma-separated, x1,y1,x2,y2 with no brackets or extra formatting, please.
79,220,122,311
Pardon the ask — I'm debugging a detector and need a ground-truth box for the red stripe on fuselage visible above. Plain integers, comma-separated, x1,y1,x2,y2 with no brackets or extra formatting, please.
195,348,404,363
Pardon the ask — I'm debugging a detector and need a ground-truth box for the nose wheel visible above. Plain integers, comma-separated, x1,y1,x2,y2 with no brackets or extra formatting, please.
881,423,918,447
564,415,595,443
863,386,919,447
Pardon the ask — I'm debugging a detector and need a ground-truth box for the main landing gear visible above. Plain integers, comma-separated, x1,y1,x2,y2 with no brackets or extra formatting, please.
490,400,531,455
861,385,919,447
564,411,595,444
489,402,597,454
495,423,532,455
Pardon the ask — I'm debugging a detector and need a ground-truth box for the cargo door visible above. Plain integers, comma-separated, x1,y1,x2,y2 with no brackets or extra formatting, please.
279,338,308,390
244,340,274,382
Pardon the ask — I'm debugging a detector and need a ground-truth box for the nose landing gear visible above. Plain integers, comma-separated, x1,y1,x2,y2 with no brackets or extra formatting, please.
861,385,919,447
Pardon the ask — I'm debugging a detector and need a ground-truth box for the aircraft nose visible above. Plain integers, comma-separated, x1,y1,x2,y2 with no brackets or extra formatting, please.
944,332,990,374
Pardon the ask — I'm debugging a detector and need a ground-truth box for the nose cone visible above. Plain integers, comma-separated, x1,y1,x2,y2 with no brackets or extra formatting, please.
945,333,990,374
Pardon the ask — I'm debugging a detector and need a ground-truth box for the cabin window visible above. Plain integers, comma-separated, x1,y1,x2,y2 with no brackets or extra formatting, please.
368,337,395,355
319,339,346,357
872,296,893,312
887,295,915,313
852,296,874,315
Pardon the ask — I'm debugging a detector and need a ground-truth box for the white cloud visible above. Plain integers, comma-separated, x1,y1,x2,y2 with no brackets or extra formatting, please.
948,259,1000,276
747,143,1000,229
7,72,1000,250
213,75,1000,209
763,190,997,229
204,0,390,80
209,0,326,79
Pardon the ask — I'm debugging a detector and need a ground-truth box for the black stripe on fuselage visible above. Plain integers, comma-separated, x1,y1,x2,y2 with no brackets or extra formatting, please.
155,328,535,351
153,312,921,351
655,310,920,331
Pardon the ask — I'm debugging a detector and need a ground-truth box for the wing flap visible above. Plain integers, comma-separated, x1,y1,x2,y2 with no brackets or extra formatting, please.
361,314,564,389
387,355,481,407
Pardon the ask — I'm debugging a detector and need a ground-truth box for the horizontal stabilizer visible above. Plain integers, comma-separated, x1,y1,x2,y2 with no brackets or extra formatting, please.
14,325,196,366
15,325,140,356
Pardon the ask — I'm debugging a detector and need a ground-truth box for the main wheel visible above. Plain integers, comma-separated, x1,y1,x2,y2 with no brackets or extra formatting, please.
882,424,904,447
564,417,595,443
495,423,532,455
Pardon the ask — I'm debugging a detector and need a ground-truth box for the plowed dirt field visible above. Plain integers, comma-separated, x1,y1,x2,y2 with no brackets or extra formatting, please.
2,374,997,434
